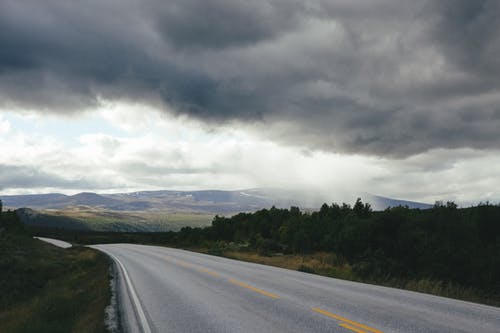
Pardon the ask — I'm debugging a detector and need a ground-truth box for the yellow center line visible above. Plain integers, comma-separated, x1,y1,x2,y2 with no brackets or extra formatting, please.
197,268,221,277
163,255,221,277
163,256,279,300
311,307,384,333
163,253,381,333
163,254,382,333
228,279,280,299
175,260,194,268
339,322,370,333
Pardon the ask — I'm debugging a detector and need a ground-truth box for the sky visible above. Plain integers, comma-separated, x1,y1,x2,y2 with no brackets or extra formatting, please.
1,0,499,205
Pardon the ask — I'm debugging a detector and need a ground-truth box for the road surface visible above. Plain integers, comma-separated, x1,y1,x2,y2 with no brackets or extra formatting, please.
92,244,500,333
34,236,72,248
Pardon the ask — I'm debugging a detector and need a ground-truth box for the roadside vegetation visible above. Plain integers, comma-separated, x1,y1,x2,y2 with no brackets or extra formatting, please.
31,199,500,306
220,251,493,305
0,204,111,333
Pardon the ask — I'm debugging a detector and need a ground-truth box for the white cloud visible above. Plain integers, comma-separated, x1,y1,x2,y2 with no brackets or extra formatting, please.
0,104,499,205
0,115,10,134
370,149,500,204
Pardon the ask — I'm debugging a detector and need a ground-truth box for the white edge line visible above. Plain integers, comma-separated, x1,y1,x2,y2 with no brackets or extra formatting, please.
101,249,152,333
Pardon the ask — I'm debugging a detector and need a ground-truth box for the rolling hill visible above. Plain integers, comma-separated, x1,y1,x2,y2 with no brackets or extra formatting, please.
2,189,431,231
1,189,431,213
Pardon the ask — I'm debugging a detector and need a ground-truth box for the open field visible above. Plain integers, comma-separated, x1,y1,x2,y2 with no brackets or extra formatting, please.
18,207,214,232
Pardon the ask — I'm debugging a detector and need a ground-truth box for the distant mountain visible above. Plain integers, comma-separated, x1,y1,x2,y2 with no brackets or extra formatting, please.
1,189,432,214
367,195,433,210
1,192,138,211
1,193,68,207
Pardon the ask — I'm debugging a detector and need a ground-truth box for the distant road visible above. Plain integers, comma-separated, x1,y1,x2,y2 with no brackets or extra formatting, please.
92,244,500,333
34,236,72,248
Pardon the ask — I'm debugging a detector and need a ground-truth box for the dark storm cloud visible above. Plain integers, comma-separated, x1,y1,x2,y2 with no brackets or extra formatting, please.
150,0,302,49
431,0,500,78
1,0,499,156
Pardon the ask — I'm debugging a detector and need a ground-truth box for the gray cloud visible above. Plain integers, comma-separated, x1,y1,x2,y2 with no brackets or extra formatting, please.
1,0,499,156
0,164,117,190
150,0,303,50
431,0,500,79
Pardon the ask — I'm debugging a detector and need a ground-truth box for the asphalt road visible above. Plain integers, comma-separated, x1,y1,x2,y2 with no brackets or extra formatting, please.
92,244,500,333
34,236,72,248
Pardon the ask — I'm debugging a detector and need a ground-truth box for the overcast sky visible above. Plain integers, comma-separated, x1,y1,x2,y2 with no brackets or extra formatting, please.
1,0,499,205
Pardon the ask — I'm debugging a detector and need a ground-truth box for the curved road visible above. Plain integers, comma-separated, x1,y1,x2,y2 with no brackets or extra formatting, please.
92,244,500,333
34,236,72,248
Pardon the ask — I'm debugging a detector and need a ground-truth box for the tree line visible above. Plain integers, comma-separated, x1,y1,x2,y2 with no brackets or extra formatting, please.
169,199,500,297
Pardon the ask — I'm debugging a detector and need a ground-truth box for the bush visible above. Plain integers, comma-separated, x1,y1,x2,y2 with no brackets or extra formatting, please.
298,265,317,274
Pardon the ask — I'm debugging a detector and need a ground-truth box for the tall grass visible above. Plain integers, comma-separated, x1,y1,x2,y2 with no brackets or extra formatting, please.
222,250,499,306
0,214,111,333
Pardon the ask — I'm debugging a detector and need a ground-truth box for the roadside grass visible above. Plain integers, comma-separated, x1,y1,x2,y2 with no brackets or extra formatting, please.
223,251,356,278
220,250,499,307
0,215,111,333
387,278,496,306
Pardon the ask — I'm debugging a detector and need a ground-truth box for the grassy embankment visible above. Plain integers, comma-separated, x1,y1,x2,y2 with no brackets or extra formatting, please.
0,210,111,333
219,250,496,306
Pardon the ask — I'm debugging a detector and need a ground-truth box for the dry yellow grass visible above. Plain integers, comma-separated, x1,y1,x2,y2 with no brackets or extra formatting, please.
215,250,497,306
223,251,357,280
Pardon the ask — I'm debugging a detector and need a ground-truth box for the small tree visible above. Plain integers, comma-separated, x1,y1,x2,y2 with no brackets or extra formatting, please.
353,198,372,218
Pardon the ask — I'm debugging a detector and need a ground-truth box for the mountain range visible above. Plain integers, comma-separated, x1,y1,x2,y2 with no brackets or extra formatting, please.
1,189,432,214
